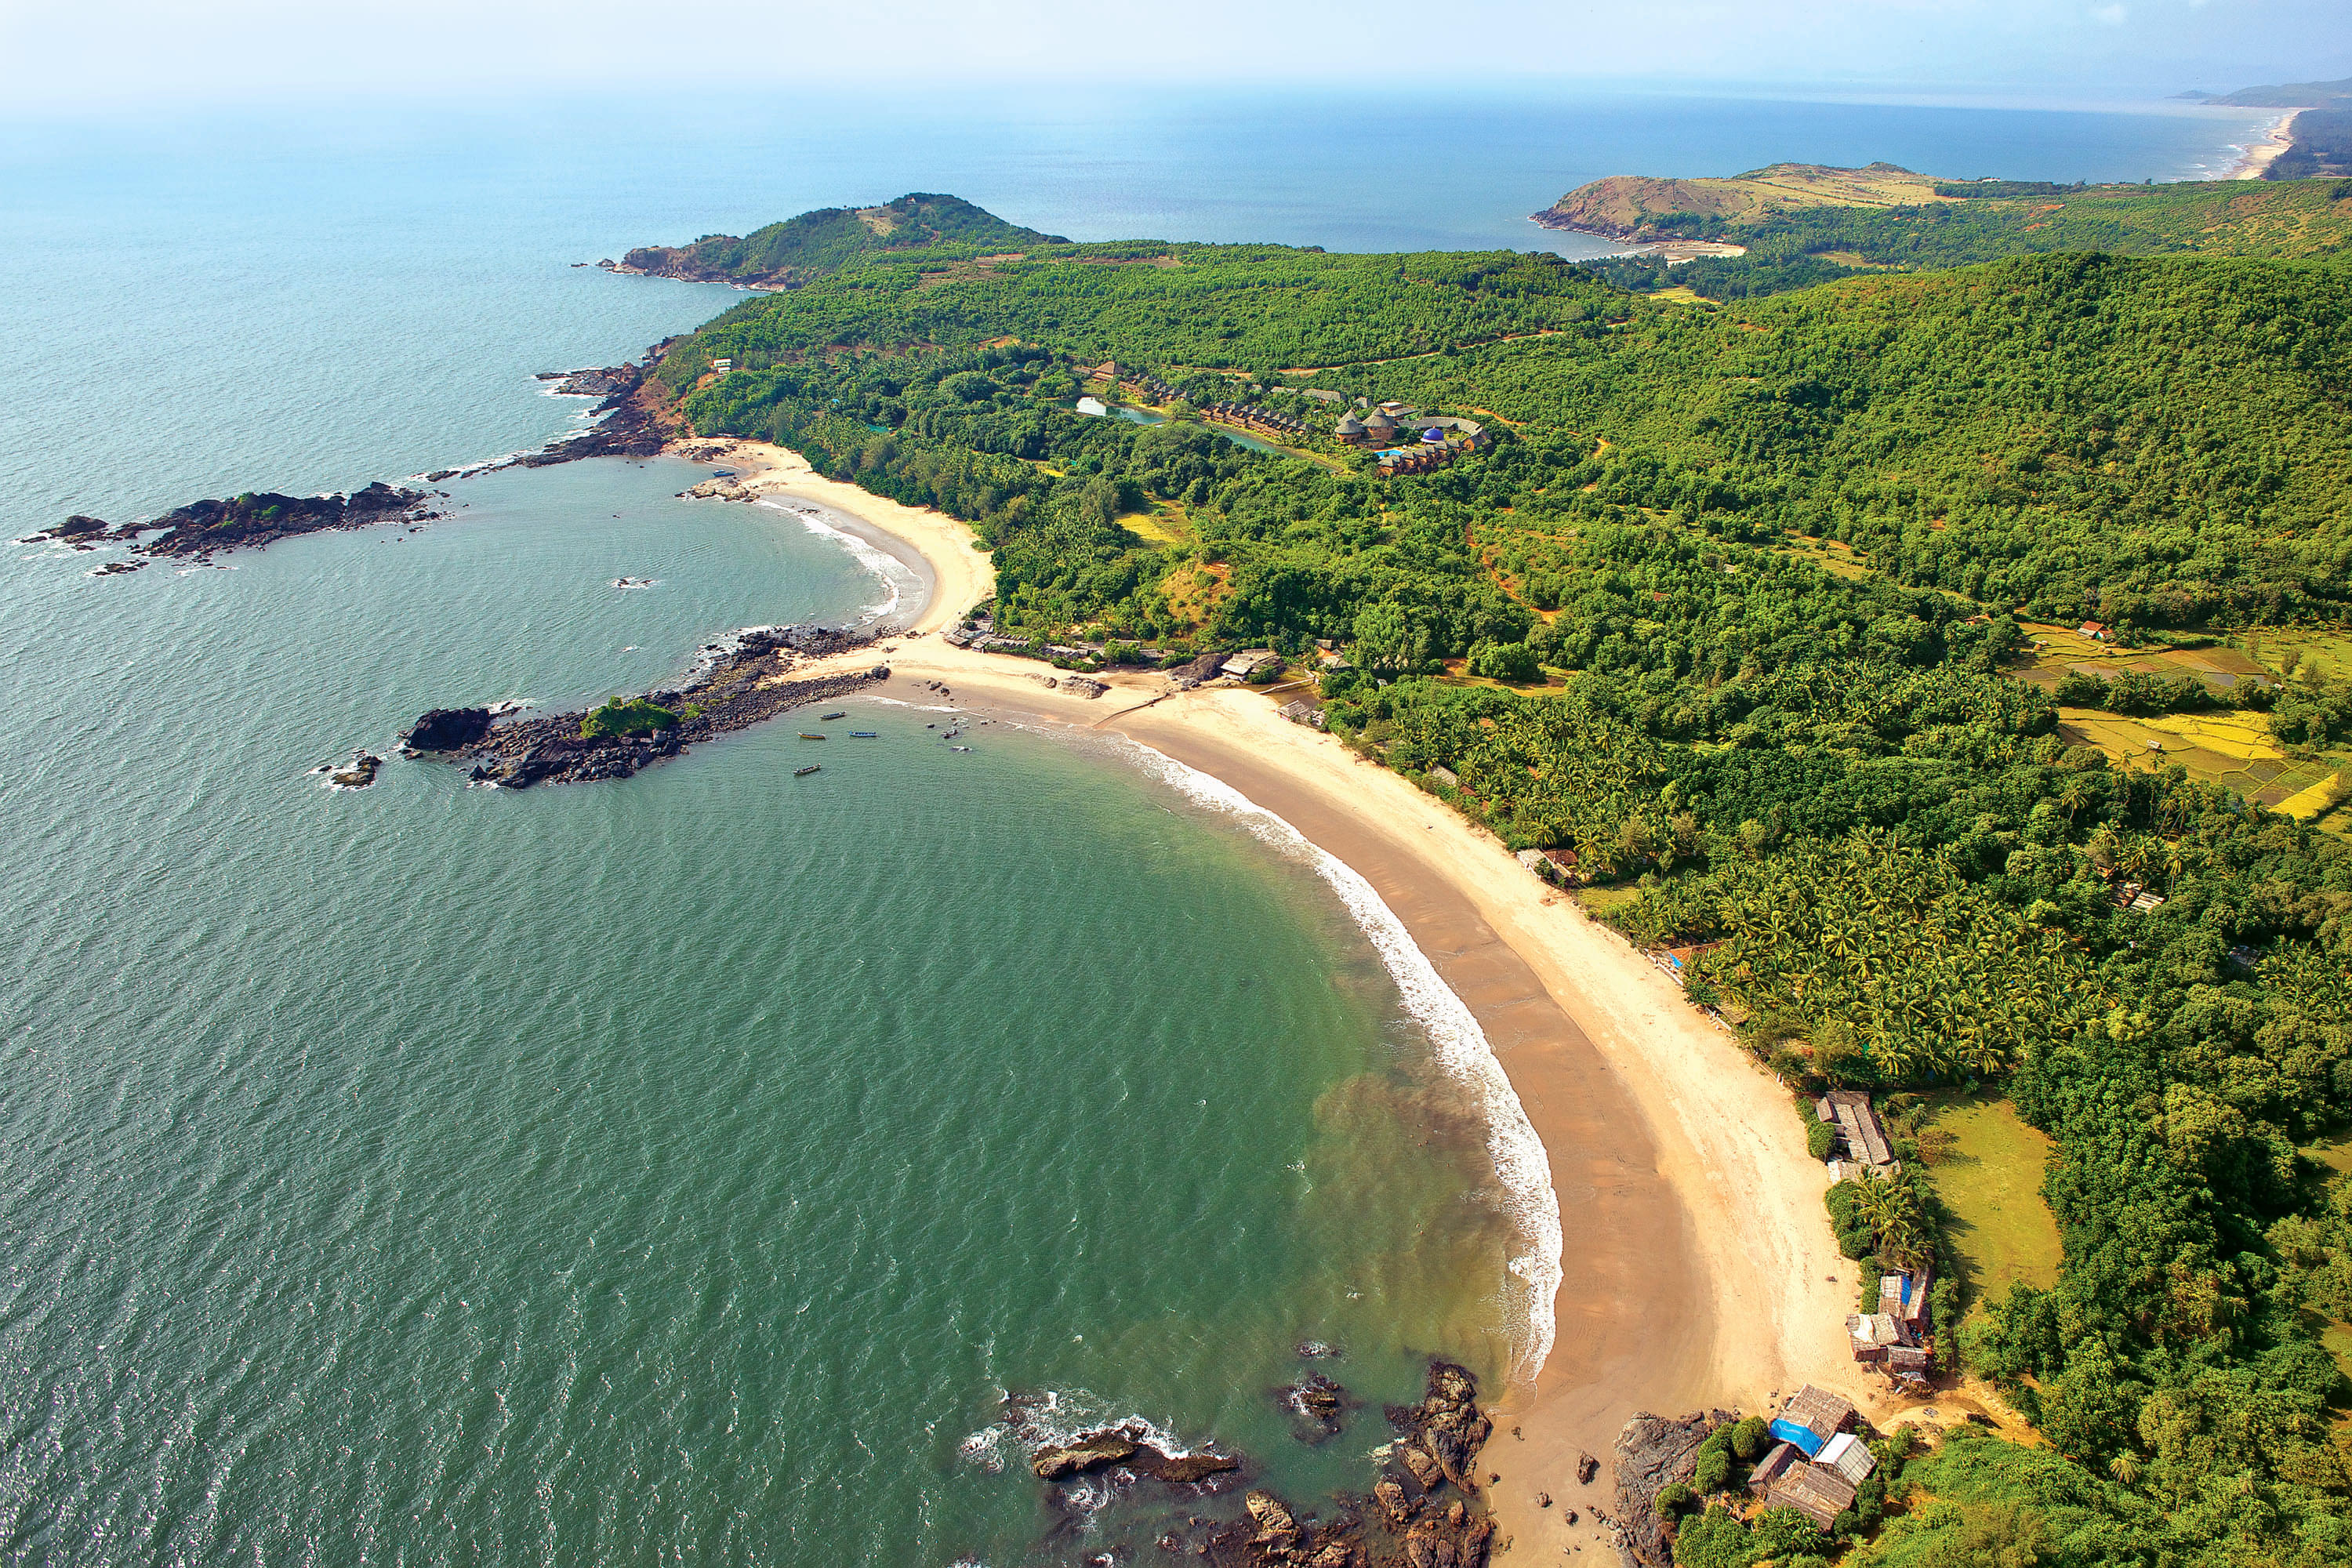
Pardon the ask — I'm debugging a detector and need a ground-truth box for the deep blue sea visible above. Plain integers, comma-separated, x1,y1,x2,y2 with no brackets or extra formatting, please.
0,86,2280,1565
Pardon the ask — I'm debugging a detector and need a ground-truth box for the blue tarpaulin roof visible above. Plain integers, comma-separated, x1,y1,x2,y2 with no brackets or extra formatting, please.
1769,1417,1824,1457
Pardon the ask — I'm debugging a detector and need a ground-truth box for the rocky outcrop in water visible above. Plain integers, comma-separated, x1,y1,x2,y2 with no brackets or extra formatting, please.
401,707,493,752
513,338,687,467
1387,1362,1490,1498
28,482,434,562
1277,1371,1348,1440
409,626,884,789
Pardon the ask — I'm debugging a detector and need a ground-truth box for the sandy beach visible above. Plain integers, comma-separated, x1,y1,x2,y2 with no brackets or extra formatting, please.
2232,109,2303,179
683,437,1876,1555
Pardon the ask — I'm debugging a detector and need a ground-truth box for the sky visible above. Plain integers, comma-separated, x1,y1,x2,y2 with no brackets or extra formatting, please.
1,0,2347,114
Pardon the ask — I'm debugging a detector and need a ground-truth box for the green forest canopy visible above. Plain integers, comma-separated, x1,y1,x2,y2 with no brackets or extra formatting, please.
645,189,2352,1563
619,192,1065,288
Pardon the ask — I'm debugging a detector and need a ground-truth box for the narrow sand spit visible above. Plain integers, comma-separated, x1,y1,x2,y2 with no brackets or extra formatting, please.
684,438,1877,1555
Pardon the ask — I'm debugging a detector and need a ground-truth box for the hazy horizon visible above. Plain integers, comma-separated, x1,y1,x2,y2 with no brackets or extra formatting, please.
2,1,2347,119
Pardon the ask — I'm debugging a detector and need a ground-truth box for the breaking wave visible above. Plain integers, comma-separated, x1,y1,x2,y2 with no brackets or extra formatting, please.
1116,741,1565,1388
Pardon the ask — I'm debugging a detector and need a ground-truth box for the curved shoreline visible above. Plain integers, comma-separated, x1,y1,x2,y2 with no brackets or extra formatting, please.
685,436,1881,1553
2229,109,2303,180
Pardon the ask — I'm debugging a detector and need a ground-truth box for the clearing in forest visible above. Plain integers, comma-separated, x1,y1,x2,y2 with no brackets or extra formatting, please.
1922,1092,2063,1313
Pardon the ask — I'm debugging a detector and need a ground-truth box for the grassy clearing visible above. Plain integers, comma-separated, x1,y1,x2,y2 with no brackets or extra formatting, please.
2013,622,2275,695
1779,532,1876,580
1119,499,1191,546
2238,627,2352,685
1922,1091,2063,1313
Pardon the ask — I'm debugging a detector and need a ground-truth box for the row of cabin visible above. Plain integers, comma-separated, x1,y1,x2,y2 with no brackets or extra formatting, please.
1204,401,1307,437
1125,372,1178,403
1750,1385,1873,1530
1377,445,1455,477
1818,1090,1936,1381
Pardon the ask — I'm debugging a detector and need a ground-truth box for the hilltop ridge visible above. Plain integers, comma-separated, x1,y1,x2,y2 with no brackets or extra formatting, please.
1533,162,1951,240
613,193,1065,289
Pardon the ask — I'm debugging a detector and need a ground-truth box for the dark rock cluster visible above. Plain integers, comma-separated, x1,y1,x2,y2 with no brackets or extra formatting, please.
1276,1371,1348,1441
405,627,885,789
514,336,685,467
1610,1410,1737,1566
28,481,434,563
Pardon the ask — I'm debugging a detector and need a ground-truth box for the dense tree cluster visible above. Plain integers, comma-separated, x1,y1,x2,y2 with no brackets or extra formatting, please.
650,201,2352,1562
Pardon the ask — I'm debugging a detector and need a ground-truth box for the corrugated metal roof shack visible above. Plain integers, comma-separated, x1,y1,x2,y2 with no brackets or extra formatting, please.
1817,1432,1877,1486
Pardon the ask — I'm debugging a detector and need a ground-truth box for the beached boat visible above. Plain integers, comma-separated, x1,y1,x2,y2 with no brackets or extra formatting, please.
794,764,820,777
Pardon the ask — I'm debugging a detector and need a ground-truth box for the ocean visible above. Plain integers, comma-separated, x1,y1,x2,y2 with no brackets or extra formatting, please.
0,86,2277,1564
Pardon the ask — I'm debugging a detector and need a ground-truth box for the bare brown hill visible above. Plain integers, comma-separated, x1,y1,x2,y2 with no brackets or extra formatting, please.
1534,162,1952,239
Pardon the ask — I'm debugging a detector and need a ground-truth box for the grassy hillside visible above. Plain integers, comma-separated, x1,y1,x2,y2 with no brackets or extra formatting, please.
619,193,1063,288
1534,160,1953,238
1559,170,2352,302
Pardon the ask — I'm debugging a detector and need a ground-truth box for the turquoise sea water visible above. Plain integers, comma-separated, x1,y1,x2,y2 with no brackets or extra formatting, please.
0,88,2281,1563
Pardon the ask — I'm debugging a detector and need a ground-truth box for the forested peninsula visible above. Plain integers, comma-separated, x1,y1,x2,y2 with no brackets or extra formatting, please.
615,174,2352,1565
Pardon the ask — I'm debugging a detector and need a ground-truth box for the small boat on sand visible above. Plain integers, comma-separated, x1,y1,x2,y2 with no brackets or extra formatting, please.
795,764,821,777
797,732,826,740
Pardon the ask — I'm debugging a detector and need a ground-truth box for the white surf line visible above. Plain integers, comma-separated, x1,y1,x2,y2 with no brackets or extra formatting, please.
1118,738,1566,1388
753,495,925,627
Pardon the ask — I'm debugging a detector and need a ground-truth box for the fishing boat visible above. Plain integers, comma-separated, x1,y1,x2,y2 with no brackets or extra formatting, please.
950,746,973,753
797,732,826,740
820,711,845,720
851,731,878,739
795,764,821,777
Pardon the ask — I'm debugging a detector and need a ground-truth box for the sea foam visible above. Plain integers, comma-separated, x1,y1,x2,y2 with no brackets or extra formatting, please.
755,496,922,626
1120,741,1565,1389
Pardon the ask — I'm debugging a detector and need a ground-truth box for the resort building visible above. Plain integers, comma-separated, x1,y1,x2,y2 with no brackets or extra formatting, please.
1878,1265,1933,1341
1846,1311,1900,1363
1334,414,1369,444
1816,1432,1876,1486
1756,1388,1871,1531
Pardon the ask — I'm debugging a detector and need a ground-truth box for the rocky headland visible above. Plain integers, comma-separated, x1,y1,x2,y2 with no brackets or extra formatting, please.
1610,1410,1736,1566
23,481,435,566
401,624,884,789
510,336,687,468
36,334,688,568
